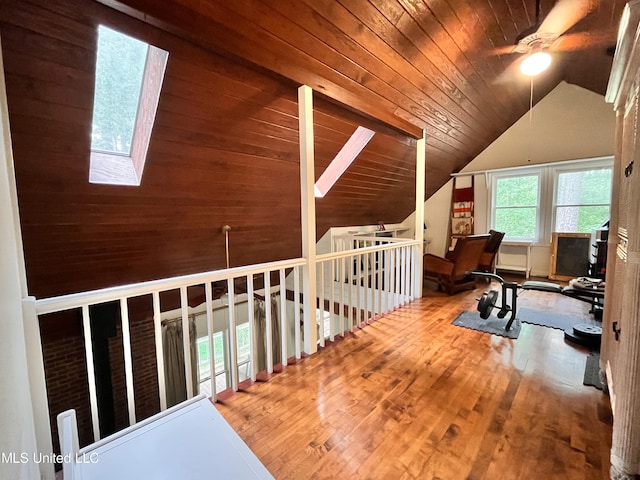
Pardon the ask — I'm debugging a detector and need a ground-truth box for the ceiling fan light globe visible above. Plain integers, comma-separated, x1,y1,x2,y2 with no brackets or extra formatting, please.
520,51,552,76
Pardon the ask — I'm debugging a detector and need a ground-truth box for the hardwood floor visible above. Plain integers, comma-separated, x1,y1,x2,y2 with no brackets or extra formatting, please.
216,277,613,480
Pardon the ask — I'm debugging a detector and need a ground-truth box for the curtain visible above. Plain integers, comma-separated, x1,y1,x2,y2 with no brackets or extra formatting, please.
254,296,281,373
162,316,198,408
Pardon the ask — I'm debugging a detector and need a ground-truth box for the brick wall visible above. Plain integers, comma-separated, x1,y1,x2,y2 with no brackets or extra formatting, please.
40,307,160,459
108,313,160,430
40,311,93,455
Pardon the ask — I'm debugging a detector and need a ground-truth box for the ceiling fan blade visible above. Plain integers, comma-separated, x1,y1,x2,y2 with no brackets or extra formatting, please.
538,0,596,37
489,45,519,56
493,58,530,86
551,31,610,52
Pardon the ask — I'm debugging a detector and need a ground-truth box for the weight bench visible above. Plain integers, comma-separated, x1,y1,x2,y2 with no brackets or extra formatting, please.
522,277,605,315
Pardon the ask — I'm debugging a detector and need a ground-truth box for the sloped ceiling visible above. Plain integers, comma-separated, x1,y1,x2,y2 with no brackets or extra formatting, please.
0,0,626,297
467,81,616,170
98,0,625,187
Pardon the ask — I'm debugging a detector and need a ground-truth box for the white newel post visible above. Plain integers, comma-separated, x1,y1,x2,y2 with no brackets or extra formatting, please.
22,297,54,479
298,85,318,354
414,131,426,298
0,34,54,480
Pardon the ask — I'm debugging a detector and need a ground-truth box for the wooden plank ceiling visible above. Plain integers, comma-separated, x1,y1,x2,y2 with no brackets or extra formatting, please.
100,0,624,164
0,0,625,297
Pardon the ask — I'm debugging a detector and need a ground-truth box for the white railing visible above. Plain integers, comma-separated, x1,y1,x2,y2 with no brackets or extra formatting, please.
28,238,421,449
315,239,421,346
332,232,409,256
34,258,305,443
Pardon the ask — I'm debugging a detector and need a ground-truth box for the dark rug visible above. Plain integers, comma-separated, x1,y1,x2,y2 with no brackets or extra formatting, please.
583,352,603,390
452,310,520,339
518,307,599,331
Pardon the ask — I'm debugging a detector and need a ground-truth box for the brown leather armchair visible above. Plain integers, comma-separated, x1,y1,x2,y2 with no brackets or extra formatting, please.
478,230,505,273
423,234,489,294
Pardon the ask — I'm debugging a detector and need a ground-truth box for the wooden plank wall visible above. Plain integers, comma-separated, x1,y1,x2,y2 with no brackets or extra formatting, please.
0,0,417,299
313,97,417,238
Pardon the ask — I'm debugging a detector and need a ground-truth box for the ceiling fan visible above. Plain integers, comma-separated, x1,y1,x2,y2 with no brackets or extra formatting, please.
497,0,600,76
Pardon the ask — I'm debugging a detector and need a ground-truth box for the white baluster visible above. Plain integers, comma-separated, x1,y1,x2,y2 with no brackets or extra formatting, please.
348,254,353,331
329,260,335,340
152,291,166,411
318,260,325,347
119,297,136,425
204,282,216,401
247,275,256,382
385,250,391,312
355,252,361,328
393,248,400,309
376,250,382,319
401,247,407,305
227,278,238,391
264,273,273,374
294,267,301,359
340,256,346,336
180,286,193,398
279,268,287,366
363,252,369,324
81,305,100,441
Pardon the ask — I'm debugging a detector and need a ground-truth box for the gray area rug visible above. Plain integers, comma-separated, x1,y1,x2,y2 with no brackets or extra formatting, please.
518,306,599,331
452,310,520,339
583,352,603,390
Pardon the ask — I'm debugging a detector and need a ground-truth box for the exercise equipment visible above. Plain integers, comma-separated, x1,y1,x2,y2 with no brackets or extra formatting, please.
471,272,605,332
477,290,498,319
522,277,605,319
472,271,519,331
564,323,602,348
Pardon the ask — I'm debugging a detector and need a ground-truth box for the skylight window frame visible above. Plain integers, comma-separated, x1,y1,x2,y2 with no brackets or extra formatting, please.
314,126,375,198
89,26,168,186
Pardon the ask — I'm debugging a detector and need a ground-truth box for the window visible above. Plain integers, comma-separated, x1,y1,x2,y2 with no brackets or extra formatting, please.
492,173,541,241
89,26,168,186
197,323,251,393
488,158,613,244
553,168,612,233
196,334,221,382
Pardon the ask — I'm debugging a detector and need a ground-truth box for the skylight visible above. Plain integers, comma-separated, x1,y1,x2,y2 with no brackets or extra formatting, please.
314,126,375,198
89,26,168,186
92,26,148,156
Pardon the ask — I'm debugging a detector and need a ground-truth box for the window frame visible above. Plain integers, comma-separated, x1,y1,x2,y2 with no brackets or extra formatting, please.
490,168,543,242
196,322,252,391
551,161,613,235
487,157,614,245
89,26,168,186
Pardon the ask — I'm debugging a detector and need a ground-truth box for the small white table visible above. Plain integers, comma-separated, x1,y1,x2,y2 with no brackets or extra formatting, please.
58,395,274,480
495,241,533,278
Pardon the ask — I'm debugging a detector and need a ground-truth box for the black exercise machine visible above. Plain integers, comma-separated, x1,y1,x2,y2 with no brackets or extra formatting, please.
471,271,519,331
471,271,606,332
